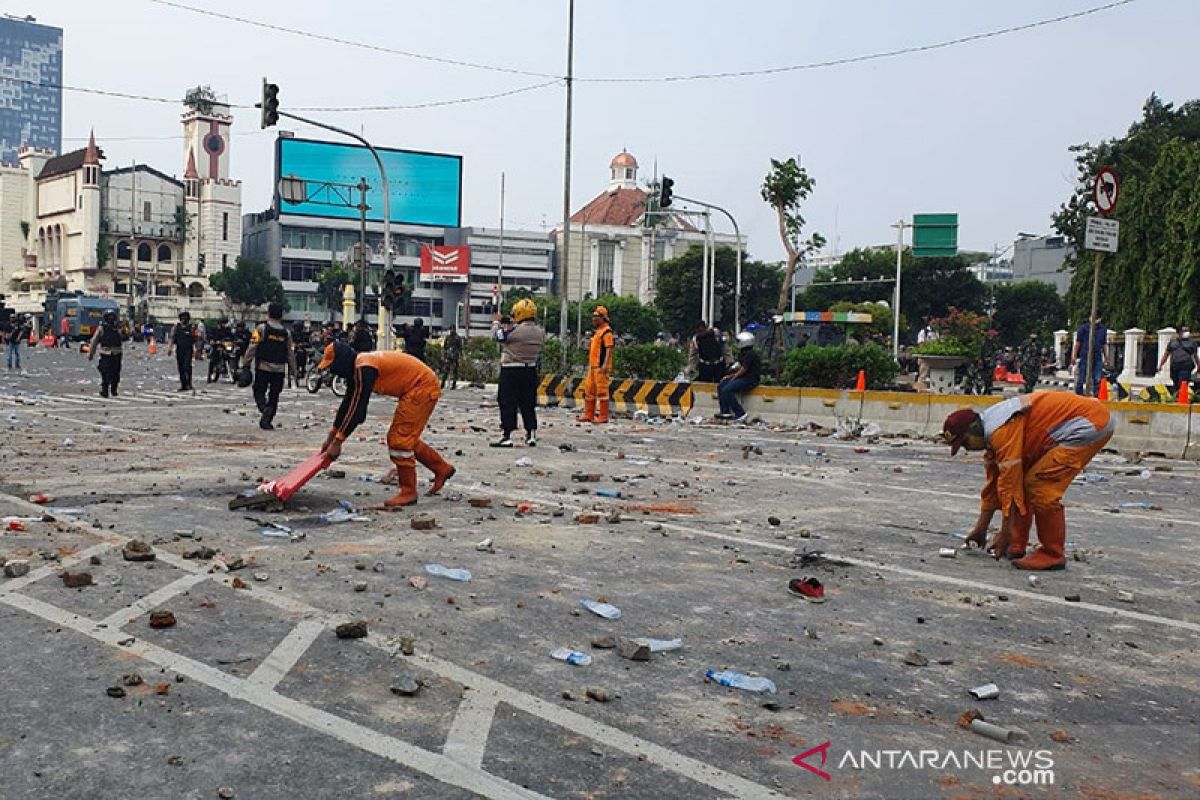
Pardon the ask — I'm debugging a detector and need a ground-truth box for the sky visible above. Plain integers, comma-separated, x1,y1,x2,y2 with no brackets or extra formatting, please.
23,0,1200,263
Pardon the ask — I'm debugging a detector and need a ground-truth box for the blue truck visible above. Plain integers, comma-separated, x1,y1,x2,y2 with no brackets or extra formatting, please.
44,292,122,341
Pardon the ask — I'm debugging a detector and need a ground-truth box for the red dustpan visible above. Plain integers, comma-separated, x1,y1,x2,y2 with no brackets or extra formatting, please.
230,451,332,509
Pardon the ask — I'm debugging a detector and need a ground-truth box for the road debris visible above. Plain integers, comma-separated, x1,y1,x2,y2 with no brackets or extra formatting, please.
550,648,592,666
580,599,621,620
335,621,368,639
61,571,93,588
968,683,1000,700
148,610,176,628
122,539,156,562
704,669,776,694
424,564,470,582
390,675,421,696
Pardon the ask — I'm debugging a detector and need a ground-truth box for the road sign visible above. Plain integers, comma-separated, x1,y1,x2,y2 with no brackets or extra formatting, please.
1093,167,1119,216
912,213,958,257
1085,216,1119,253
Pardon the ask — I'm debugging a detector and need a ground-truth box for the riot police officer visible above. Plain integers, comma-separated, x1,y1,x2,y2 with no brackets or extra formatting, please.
242,303,297,430
88,309,123,397
167,311,198,391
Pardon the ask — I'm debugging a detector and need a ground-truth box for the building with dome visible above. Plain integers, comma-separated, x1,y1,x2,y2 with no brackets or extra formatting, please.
554,150,743,304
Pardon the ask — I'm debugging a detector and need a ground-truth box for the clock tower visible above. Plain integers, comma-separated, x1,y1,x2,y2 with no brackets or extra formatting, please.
182,101,232,180
180,97,242,288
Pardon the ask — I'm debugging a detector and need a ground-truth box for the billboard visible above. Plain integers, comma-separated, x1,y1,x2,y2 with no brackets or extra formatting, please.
276,137,462,228
420,245,470,283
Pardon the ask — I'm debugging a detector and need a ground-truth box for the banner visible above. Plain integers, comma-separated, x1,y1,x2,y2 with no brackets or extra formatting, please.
419,245,470,283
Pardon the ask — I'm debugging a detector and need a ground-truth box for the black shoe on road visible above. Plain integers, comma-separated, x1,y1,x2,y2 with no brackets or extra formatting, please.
490,435,514,448
99,388,109,398
525,431,537,447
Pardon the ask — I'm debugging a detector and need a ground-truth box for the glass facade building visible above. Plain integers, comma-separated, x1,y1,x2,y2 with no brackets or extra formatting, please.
0,16,63,164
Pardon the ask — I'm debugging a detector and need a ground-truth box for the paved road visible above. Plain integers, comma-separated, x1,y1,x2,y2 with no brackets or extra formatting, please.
0,346,1197,799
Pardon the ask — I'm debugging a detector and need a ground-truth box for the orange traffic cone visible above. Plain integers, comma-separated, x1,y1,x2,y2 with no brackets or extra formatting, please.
1178,380,1190,405
148,339,157,355
854,369,866,392
1098,378,1109,401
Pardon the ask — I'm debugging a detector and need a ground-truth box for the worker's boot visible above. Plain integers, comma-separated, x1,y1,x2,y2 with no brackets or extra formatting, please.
1005,510,1033,559
1012,507,1067,571
594,399,610,424
414,441,456,496
576,399,595,423
384,460,419,508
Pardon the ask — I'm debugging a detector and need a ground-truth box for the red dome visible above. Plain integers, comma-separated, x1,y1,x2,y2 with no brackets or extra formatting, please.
610,150,637,169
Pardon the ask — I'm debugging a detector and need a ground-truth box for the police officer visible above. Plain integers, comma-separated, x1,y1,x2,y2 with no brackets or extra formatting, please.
242,302,296,431
491,299,545,447
88,309,123,397
207,318,233,383
167,311,198,391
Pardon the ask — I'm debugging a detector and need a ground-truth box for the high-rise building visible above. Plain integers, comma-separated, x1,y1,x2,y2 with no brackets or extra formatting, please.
0,15,63,165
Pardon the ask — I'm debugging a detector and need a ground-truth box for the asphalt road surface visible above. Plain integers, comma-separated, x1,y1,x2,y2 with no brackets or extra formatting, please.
1,345,1197,799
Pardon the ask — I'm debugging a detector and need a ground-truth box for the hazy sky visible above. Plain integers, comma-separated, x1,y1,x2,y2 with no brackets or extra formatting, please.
28,0,1200,262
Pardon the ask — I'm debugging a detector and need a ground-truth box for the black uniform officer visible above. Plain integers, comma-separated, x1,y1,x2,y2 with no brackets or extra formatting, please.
242,302,297,430
168,311,197,391
88,310,123,397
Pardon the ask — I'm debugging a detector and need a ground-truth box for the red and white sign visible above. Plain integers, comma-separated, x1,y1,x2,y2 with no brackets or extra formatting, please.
1093,167,1119,216
419,245,470,283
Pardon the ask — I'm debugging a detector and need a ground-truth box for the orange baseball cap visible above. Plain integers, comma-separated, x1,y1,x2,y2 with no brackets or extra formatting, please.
317,342,336,371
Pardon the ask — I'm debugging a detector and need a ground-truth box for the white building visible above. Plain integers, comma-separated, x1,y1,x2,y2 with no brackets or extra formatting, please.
446,226,554,333
554,151,743,304
1,95,241,320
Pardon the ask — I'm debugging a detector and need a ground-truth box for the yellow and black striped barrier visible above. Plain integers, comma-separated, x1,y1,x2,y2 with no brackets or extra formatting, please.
536,374,693,417
1115,382,1177,403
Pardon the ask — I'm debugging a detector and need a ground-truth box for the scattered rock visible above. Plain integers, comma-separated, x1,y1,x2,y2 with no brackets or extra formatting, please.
230,577,248,590
353,581,368,593
89,555,102,566
1115,590,1134,603
958,709,983,729
335,621,368,639
148,610,176,629
617,638,651,661
122,673,144,687
390,674,421,696
154,683,171,696
399,636,415,656
468,497,493,508
409,576,428,590
1049,730,1073,743
572,473,601,482
574,512,600,525
902,651,929,667
252,572,269,582
767,516,781,527
218,788,235,800
224,556,246,572
872,637,884,647
4,560,31,578
1064,594,1081,603
776,661,792,671
106,686,126,698
410,515,439,531
326,468,346,479
591,635,617,649
605,511,622,524
183,546,217,560
122,540,156,562
585,687,611,703
372,562,385,573
561,690,576,701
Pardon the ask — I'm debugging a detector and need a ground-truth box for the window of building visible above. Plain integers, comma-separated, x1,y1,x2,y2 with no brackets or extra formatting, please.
155,285,171,297
281,259,327,282
222,213,229,241
143,201,152,222
625,168,633,179
596,241,616,295
222,253,228,269
116,241,132,261
157,244,172,263
137,243,152,262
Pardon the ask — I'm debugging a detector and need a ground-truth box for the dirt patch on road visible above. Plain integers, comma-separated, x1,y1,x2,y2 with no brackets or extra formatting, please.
995,651,1047,669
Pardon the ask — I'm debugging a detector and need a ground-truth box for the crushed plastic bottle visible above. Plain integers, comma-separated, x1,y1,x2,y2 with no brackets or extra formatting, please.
1076,472,1108,483
595,488,622,498
579,599,621,620
705,669,776,694
514,456,533,468
319,499,367,524
550,647,592,666
634,637,683,652
424,563,471,582
259,527,291,539
805,449,827,457
47,507,85,515
1119,502,1160,510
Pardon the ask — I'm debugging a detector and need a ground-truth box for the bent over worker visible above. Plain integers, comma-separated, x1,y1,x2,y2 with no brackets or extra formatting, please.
317,341,455,508
578,306,615,424
942,392,1114,571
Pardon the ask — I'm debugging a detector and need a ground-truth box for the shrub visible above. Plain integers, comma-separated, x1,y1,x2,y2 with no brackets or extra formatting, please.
612,344,686,381
541,338,586,374
781,344,897,389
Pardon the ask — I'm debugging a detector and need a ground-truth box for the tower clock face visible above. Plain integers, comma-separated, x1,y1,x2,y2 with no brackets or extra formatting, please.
203,133,225,156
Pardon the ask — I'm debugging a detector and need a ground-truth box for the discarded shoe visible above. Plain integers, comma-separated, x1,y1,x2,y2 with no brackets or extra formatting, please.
788,576,826,603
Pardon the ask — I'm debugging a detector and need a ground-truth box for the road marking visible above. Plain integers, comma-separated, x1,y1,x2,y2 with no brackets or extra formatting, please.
247,619,326,690
0,591,550,800
97,572,211,629
442,688,500,769
0,542,116,594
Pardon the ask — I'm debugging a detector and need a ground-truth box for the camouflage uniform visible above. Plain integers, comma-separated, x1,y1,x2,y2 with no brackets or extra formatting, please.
1020,336,1042,394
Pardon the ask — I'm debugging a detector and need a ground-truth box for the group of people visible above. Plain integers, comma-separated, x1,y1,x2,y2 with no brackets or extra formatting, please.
685,321,763,422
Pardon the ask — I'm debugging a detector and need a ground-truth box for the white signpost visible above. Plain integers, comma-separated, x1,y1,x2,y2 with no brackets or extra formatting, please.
1085,216,1119,253
1084,168,1120,396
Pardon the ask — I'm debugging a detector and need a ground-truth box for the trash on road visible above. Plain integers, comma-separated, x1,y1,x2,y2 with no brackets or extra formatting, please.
632,637,683,653
122,540,156,562
595,488,622,498
259,527,291,539
550,647,592,666
28,493,52,504
1027,575,1041,588
335,621,368,639
514,456,533,468
788,576,826,602
424,564,471,582
704,669,777,695
148,610,176,628
1118,502,1161,510
390,675,421,696
476,537,495,553
47,507,86,516
1116,590,1134,603
938,547,958,558
1075,472,1108,483
320,500,369,524
970,718,1029,744
969,683,1000,700
580,599,621,620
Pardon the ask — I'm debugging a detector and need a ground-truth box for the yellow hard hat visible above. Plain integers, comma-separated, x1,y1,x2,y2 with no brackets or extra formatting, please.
512,298,537,322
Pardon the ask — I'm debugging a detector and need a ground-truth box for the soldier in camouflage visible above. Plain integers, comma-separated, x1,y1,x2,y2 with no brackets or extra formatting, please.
1020,332,1042,394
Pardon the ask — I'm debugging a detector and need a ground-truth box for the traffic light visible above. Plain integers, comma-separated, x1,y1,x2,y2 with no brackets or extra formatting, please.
260,78,280,129
659,176,674,209
380,269,396,311
393,274,411,308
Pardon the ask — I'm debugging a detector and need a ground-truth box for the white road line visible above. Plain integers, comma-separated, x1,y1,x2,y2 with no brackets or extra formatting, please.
98,572,211,629
442,689,500,769
0,591,549,800
246,619,325,690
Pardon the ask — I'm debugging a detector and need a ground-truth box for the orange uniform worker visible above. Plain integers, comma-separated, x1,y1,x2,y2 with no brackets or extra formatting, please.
942,392,1113,571
578,306,615,424
317,341,455,508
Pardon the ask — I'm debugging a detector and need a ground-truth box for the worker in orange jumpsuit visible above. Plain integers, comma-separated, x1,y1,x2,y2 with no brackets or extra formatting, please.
577,306,615,424
317,341,455,507
942,392,1113,571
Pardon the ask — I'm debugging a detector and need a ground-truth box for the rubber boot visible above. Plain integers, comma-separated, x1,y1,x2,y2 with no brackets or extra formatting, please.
1005,510,1032,559
384,460,419,508
1012,507,1067,571
414,441,455,496
576,399,596,423
594,399,610,424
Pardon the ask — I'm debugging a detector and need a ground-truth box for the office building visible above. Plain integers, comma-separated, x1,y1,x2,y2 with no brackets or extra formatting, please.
0,15,62,165
1011,234,1072,295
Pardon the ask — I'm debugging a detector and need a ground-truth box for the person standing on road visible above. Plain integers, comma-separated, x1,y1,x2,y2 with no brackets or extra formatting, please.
577,306,615,424
491,299,545,447
6,314,30,371
1071,316,1108,397
317,341,455,507
440,327,463,390
1019,332,1042,393
88,309,123,397
686,320,725,383
915,319,938,391
1156,325,1200,399
167,311,198,391
59,315,71,349
242,303,296,431
717,331,762,422
942,392,1113,571
404,318,429,364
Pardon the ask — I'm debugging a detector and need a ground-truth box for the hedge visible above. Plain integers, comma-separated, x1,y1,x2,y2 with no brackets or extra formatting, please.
780,344,897,389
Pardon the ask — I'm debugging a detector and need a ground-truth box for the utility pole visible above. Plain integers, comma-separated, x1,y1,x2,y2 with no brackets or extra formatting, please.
557,0,575,370
497,172,505,314
674,194,742,331
890,219,910,362
356,177,369,323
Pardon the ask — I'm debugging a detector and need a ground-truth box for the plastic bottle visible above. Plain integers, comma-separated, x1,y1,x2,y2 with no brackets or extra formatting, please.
424,563,471,582
595,488,622,498
634,637,683,652
319,508,356,524
550,648,592,666
579,599,621,620
705,669,777,694
1119,502,1157,510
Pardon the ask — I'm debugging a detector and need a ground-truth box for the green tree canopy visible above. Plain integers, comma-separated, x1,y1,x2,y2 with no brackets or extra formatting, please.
501,292,662,343
1054,94,1200,329
989,281,1066,345
314,263,362,318
653,245,782,336
209,257,286,313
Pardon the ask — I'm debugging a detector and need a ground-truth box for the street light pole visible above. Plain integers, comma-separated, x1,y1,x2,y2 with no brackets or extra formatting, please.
890,219,910,362
557,0,574,370
497,172,505,313
675,194,742,331
356,177,369,323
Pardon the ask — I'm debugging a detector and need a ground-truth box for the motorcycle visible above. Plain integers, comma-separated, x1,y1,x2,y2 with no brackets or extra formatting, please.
306,366,347,397
208,340,238,384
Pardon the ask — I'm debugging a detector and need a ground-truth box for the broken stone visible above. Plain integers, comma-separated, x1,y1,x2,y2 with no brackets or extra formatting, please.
218,788,235,800
372,562,385,573
776,661,792,671
4,560,31,578
335,621,368,639
586,687,611,703
872,637,884,647
958,709,983,729
1064,594,1081,603
183,546,217,560
106,686,126,698
468,497,493,508
230,577,248,590
1115,590,1134,603
89,555,102,566
605,511,622,524
252,572,269,582
1049,730,1073,743
617,638,651,661
399,636,415,656
148,610,176,629
61,571,93,588
224,556,246,572
409,576,427,590
902,651,929,667
122,539,156,562
561,690,576,701
326,468,346,479
122,672,144,687
574,512,600,525
410,515,439,531
767,516,781,527
572,472,601,482
390,674,421,696
353,581,368,593
591,635,617,649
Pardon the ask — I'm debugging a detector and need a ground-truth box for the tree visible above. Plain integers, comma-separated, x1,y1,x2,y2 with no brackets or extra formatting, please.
314,263,362,319
1054,94,1200,329
183,85,218,115
209,257,286,314
760,158,826,322
990,281,1066,345
504,292,662,343
653,245,782,336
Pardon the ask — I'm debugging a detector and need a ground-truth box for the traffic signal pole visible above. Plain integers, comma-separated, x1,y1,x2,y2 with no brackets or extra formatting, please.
675,194,742,332
557,0,575,371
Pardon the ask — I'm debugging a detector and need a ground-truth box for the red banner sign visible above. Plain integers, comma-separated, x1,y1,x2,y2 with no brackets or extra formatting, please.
419,245,470,283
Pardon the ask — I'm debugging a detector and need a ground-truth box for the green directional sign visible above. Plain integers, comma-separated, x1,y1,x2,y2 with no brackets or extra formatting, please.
912,213,958,257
